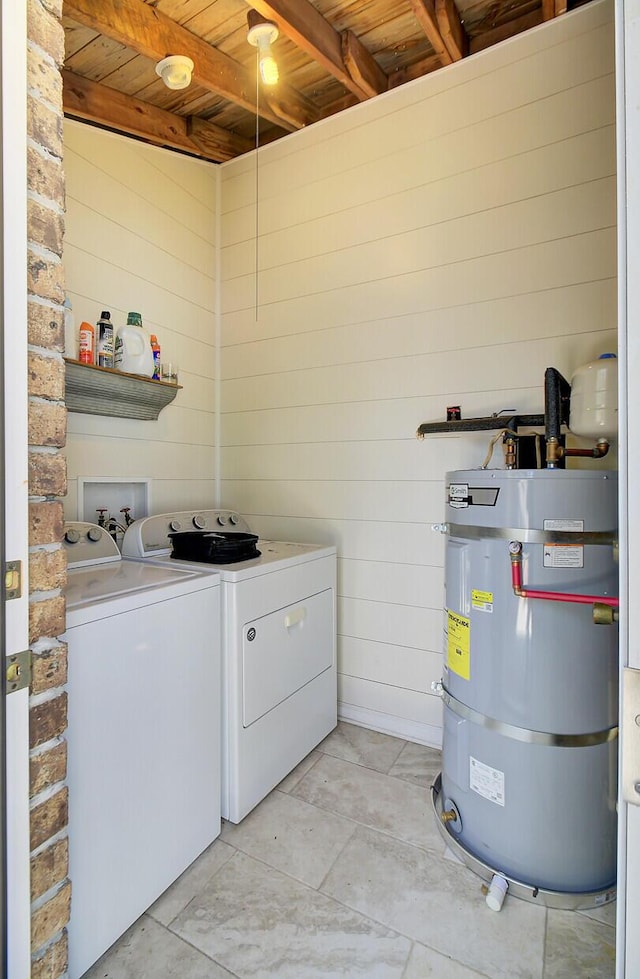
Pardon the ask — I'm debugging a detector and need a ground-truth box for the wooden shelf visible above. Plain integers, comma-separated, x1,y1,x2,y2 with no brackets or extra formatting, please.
64,359,182,420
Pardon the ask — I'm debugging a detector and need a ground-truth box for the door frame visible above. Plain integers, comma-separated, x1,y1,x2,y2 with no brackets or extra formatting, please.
616,0,640,975
3,0,31,974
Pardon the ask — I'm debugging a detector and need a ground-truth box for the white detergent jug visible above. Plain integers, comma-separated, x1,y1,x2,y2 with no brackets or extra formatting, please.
114,312,154,377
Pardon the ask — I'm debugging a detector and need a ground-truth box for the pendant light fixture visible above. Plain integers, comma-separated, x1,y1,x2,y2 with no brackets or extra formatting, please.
246,10,279,86
247,9,280,321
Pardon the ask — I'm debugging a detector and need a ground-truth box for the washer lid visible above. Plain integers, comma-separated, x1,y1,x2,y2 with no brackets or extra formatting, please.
65,559,218,610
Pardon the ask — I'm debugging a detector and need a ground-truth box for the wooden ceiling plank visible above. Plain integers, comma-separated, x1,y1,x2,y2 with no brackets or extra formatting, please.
187,115,253,158
388,50,441,89
409,0,454,66
242,0,371,100
64,35,141,83
469,9,543,54
435,0,468,61
62,68,239,162
62,16,100,58
145,0,218,23
63,0,313,130
341,29,387,98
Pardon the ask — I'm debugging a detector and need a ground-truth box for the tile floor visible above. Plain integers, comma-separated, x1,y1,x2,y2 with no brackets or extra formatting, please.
85,722,616,979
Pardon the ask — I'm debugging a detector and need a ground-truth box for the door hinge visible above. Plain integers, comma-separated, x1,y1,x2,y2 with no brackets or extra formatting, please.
622,667,640,805
5,650,31,695
4,560,22,600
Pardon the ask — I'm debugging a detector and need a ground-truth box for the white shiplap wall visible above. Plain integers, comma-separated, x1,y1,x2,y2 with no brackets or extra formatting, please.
219,1,617,745
63,122,218,518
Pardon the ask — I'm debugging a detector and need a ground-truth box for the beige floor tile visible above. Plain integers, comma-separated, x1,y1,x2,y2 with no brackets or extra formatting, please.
576,899,617,928
277,749,322,792
388,740,442,788
171,849,412,978
544,908,615,978
403,941,490,978
319,720,407,772
148,839,235,927
220,789,356,888
321,825,546,979
78,728,617,979
82,913,235,979
292,751,442,852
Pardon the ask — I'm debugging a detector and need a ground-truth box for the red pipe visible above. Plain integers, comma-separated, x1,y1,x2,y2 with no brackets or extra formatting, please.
510,554,619,608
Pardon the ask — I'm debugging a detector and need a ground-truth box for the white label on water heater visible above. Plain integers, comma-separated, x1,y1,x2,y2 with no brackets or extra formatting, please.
469,756,505,807
543,544,584,568
543,519,584,532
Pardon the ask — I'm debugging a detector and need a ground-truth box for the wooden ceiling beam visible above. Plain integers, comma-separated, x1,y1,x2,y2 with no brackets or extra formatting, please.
410,0,453,66
542,0,568,19
436,0,468,61
187,116,253,160
541,0,556,20
342,30,388,99
63,69,251,162
242,0,385,100
63,0,317,131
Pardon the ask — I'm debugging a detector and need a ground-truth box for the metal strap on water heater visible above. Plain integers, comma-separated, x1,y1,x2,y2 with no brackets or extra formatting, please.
440,687,618,747
447,523,617,546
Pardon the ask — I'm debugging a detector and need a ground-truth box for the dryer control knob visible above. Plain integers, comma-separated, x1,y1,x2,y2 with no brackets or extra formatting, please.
64,528,80,544
229,513,239,525
216,515,227,526
193,514,207,529
87,527,102,542
169,519,182,532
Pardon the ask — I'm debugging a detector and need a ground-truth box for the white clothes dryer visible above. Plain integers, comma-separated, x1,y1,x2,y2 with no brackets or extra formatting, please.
123,510,337,823
63,522,221,979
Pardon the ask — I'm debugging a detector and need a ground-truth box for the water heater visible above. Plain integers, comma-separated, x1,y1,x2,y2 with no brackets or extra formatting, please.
435,468,618,907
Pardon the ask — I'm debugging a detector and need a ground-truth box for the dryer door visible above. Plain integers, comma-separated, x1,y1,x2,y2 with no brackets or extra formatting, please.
242,588,333,727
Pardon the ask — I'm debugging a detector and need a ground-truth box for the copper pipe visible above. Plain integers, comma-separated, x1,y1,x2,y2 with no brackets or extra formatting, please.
563,440,610,460
504,435,517,469
546,439,609,465
509,546,619,610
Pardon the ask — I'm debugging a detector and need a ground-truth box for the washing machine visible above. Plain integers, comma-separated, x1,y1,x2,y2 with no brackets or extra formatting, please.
63,522,221,979
122,509,337,823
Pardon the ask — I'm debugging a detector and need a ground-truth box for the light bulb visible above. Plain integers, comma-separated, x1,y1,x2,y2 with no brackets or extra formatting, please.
259,50,279,85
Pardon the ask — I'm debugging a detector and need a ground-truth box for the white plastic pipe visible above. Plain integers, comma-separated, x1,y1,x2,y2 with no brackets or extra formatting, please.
486,874,508,912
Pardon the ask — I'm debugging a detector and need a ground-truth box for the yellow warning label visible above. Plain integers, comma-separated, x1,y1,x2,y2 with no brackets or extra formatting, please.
447,610,470,680
471,589,494,612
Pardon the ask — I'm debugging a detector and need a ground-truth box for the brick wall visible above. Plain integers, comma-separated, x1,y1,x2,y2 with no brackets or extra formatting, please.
26,0,69,975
